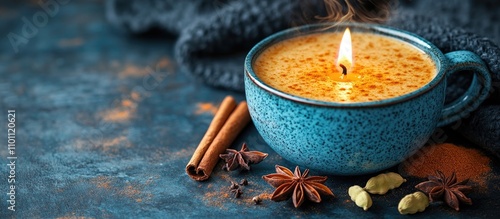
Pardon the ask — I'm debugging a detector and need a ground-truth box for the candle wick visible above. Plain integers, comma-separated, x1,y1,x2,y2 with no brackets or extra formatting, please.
339,64,347,76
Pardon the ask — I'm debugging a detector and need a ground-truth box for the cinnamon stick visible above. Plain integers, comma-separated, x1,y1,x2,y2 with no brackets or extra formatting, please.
186,97,251,181
196,102,251,180
186,96,237,179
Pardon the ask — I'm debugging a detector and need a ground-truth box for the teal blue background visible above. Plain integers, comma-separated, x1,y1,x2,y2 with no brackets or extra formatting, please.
0,1,499,218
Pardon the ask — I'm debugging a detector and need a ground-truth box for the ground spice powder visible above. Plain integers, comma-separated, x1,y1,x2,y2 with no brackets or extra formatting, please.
401,143,491,188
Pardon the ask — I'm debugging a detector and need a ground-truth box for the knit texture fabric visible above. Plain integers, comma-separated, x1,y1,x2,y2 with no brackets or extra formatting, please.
106,0,500,158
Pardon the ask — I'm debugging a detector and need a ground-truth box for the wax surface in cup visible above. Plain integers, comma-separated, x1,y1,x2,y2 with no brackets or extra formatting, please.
253,32,437,103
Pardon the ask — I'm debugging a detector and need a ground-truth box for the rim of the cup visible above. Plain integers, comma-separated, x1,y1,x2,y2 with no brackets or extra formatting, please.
244,22,447,108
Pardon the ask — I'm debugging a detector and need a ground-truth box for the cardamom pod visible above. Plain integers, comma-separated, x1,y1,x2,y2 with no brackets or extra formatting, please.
398,191,429,214
364,172,406,195
348,185,372,211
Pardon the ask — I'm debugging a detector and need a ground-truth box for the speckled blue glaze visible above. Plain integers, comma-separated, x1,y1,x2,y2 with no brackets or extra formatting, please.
244,23,491,175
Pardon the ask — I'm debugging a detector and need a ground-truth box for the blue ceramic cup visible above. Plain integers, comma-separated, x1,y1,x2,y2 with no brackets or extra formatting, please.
244,23,491,175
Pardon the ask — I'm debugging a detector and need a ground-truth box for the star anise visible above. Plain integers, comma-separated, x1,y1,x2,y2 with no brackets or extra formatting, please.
415,170,472,211
262,165,334,208
219,143,268,171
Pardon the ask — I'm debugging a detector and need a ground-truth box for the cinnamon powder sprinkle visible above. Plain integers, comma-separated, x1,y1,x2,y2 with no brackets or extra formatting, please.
401,143,491,189
195,102,218,115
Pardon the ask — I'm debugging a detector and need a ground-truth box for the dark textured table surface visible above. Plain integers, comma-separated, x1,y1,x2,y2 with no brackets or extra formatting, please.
1,1,499,218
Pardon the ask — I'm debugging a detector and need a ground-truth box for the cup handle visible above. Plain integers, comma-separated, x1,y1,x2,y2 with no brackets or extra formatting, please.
437,50,492,127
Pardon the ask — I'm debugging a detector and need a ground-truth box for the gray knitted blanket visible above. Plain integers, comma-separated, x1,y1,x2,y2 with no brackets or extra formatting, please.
106,0,500,158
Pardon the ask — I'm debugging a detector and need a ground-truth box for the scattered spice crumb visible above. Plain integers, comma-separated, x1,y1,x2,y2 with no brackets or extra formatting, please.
89,177,153,203
91,176,112,189
195,102,218,115
130,91,141,101
120,185,141,197
157,58,171,68
203,191,227,209
119,64,149,78
75,134,131,153
217,173,231,182
101,136,129,151
121,99,135,108
101,109,132,122
202,176,271,208
258,193,273,200
100,92,141,122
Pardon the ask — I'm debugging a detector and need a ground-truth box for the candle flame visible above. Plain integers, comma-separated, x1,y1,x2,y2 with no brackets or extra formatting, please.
337,28,352,70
